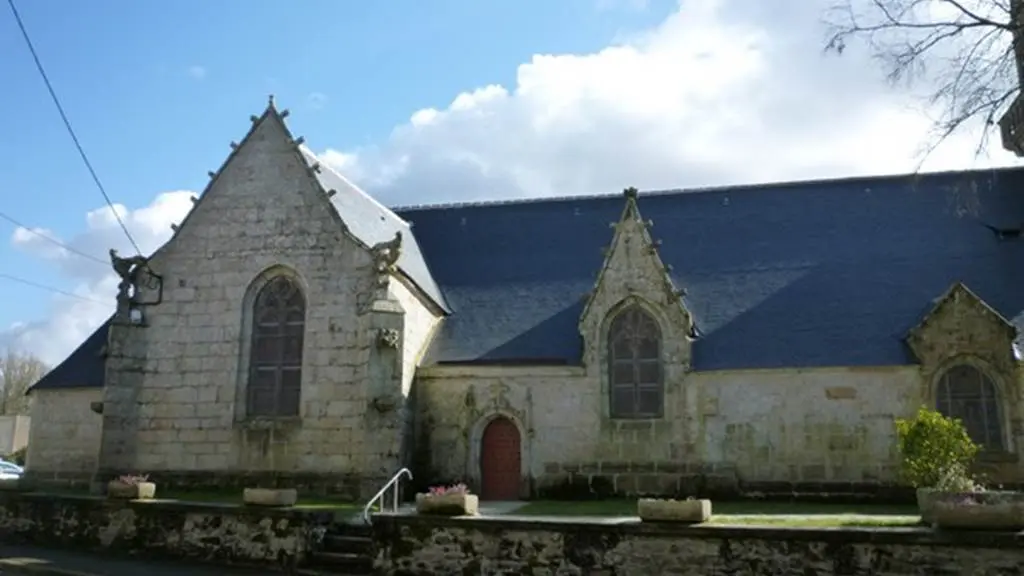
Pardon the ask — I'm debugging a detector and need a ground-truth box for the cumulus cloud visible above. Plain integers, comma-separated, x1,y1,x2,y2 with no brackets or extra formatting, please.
3,192,195,365
5,0,1021,365
323,0,1016,207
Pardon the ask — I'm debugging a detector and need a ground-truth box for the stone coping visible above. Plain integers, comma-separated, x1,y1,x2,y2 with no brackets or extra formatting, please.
0,491,339,521
370,512,1024,549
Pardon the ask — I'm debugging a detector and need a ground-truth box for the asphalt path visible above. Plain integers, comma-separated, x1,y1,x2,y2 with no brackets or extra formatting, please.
0,545,288,575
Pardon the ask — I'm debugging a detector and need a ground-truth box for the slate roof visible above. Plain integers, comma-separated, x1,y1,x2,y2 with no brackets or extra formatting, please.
394,166,1024,369
30,165,1024,391
28,317,110,392
299,146,449,312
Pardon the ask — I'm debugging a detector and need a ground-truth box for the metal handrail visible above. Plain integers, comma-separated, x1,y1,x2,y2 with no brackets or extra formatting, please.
362,467,412,525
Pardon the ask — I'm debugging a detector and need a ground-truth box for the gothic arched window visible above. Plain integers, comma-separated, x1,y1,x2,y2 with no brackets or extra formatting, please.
936,364,1004,450
248,276,305,417
608,305,663,419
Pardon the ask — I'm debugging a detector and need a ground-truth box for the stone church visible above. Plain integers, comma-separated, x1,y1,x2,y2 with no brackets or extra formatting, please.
24,99,1024,500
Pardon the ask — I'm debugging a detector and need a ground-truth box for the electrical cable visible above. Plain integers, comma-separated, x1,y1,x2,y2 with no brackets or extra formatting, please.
5,0,143,255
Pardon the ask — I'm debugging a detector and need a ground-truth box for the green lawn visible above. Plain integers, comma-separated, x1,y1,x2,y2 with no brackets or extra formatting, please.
512,500,921,528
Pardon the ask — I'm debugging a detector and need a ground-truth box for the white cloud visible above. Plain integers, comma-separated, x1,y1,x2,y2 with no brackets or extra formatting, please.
323,0,1018,207
3,192,195,365
187,65,207,80
5,0,1022,366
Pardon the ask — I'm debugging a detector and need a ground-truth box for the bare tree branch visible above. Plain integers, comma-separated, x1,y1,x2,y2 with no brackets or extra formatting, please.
0,349,49,415
824,0,1020,164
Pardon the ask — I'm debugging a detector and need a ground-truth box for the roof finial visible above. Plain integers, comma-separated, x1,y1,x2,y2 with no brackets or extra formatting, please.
268,94,276,109
623,187,638,199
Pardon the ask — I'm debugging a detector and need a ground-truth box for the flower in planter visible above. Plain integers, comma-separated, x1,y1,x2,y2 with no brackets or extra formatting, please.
116,474,150,486
108,473,156,499
427,483,469,496
935,463,984,493
417,483,478,516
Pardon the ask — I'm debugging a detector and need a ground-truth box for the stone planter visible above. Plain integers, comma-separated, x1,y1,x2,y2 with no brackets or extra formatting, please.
107,481,156,500
916,488,941,524
415,493,479,516
243,488,298,507
933,491,1024,531
638,498,712,524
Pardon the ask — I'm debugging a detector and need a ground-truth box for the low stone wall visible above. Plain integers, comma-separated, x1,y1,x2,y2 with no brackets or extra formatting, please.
0,492,334,569
371,514,1024,575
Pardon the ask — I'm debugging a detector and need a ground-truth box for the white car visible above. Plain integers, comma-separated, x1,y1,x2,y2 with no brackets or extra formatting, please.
0,460,23,477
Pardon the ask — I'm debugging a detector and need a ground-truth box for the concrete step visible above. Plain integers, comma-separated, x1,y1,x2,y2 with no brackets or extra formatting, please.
322,534,372,553
306,524,374,575
308,550,373,575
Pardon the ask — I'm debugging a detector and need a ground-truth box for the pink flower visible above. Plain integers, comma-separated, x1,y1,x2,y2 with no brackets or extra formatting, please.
427,483,469,496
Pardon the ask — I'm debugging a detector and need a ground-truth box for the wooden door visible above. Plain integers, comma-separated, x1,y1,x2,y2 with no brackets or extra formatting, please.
480,417,521,500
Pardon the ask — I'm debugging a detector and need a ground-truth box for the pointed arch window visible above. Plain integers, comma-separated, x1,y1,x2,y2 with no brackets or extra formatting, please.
608,305,663,419
936,364,1004,450
248,276,305,417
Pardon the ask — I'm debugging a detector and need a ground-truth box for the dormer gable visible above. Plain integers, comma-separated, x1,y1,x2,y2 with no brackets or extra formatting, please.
578,187,694,370
906,281,1018,373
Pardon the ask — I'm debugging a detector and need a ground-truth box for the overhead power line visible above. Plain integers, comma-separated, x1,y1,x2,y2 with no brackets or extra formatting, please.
0,272,110,306
0,210,108,266
5,0,143,256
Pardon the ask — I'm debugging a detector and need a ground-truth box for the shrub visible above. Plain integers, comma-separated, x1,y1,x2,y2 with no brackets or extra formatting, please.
4,447,26,466
895,407,979,489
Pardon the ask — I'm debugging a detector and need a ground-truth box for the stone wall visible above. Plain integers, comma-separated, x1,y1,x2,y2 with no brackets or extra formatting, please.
24,389,102,486
0,492,324,568
371,514,1024,575
96,110,423,497
389,277,443,477
415,364,922,498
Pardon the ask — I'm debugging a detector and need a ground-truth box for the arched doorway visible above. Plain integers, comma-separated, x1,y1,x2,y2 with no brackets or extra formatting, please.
480,416,522,500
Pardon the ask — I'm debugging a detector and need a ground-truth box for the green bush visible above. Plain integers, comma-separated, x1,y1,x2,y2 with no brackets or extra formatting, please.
895,407,979,489
3,447,26,466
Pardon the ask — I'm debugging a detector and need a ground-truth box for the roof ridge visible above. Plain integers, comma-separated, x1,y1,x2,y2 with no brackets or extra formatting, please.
390,165,1024,213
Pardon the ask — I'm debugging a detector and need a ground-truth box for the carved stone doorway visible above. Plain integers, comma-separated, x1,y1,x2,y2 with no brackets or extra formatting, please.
480,416,521,500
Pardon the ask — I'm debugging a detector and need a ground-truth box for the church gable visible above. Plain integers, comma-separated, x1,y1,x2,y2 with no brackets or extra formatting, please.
154,98,349,262
578,187,693,370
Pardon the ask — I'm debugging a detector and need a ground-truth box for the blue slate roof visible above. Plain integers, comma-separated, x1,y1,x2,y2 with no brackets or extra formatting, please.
30,166,1024,391
28,317,110,392
394,166,1024,369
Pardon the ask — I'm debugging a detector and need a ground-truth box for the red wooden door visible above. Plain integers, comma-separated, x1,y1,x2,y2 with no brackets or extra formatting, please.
480,417,521,500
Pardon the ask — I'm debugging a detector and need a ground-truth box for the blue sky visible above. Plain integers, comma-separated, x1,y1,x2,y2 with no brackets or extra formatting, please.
0,0,676,338
1,0,1016,364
